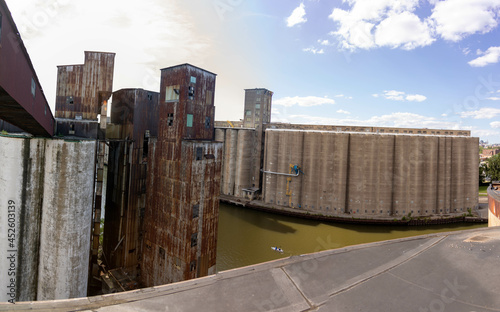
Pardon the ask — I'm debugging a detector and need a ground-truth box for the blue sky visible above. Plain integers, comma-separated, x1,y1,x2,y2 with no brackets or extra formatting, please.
5,0,500,143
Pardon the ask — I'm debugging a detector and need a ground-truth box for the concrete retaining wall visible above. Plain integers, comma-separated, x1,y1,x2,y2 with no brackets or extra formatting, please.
0,135,96,302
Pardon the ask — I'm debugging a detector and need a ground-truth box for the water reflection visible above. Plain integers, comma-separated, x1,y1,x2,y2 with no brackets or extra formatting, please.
216,202,486,272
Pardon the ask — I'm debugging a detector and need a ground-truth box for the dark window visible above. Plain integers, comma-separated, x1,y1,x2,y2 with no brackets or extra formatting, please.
205,117,211,129
196,147,203,161
191,233,198,247
143,131,149,159
167,113,174,126
67,96,74,105
188,86,195,99
0,13,3,43
158,246,165,258
193,204,199,219
190,260,197,272
31,78,36,98
147,93,153,101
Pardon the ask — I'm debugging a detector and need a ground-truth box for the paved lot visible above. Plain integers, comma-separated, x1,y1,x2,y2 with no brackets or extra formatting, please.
2,227,499,312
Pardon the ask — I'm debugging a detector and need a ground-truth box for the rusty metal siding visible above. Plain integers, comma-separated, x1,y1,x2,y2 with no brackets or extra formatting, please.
142,141,222,286
0,0,54,136
55,52,115,120
141,64,221,287
159,64,216,144
103,89,159,274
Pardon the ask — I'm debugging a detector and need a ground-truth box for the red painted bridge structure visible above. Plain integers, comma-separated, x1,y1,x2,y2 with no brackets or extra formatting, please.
0,0,54,137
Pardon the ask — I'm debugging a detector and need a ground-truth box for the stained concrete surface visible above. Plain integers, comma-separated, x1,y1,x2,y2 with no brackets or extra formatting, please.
2,227,499,311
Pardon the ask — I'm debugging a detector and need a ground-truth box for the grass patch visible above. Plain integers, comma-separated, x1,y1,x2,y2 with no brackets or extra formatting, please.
479,185,489,196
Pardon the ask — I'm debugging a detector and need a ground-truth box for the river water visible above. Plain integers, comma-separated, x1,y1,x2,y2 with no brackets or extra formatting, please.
216,202,486,272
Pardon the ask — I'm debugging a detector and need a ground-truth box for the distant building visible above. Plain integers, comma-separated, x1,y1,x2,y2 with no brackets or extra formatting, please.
483,149,500,158
243,88,273,128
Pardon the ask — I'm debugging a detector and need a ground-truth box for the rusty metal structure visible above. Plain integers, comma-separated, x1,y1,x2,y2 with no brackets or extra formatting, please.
141,64,222,286
0,0,54,136
103,88,160,278
54,51,115,138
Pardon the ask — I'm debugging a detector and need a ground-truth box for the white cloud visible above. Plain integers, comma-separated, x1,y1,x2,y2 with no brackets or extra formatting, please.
274,96,335,107
430,0,500,41
460,107,500,119
405,94,427,102
373,90,427,102
287,3,307,27
468,46,500,67
303,47,325,54
487,97,500,100
329,0,500,51
329,0,430,51
318,39,331,46
491,121,500,129
383,90,406,101
334,94,353,99
337,109,351,114
374,11,435,50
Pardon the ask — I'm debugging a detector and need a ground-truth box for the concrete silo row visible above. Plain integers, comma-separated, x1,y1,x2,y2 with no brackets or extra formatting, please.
260,130,478,218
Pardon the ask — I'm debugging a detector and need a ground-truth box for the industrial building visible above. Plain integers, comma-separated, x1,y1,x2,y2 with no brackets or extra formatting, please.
0,0,223,298
216,90,479,221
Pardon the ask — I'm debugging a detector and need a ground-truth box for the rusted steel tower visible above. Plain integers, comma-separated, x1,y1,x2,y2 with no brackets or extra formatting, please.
141,64,223,286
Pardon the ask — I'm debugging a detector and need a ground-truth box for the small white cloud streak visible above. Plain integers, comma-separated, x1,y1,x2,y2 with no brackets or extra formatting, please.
303,47,325,54
468,46,500,67
373,90,427,102
460,107,500,119
491,121,500,129
274,96,335,107
287,3,307,27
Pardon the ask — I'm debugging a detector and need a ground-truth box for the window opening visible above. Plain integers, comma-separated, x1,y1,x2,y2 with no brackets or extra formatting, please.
196,147,203,161
190,76,196,84
187,114,193,127
205,117,211,129
167,113,174,126
191,233,198,247
188,86,195,100
192,204,199,218
165,85,180,102
190,261,197,272
31,78,36,98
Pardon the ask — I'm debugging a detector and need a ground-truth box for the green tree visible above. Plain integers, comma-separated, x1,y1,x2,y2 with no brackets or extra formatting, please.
479,162,488,184
486,154,500,181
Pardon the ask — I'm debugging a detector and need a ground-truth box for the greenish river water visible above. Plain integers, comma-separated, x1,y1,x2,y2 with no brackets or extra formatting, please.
216,202,486,272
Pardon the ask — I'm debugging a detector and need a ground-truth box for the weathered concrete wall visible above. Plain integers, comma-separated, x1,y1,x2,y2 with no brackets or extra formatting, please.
261,130,478,218
216,128,258,197
0,136,97,302
37,139,96,300
0,136,45,302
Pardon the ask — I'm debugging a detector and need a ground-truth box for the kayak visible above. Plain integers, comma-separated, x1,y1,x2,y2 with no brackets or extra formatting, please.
271,247,283,253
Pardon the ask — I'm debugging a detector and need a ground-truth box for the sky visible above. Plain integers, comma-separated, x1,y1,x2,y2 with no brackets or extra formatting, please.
4,0,500,143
